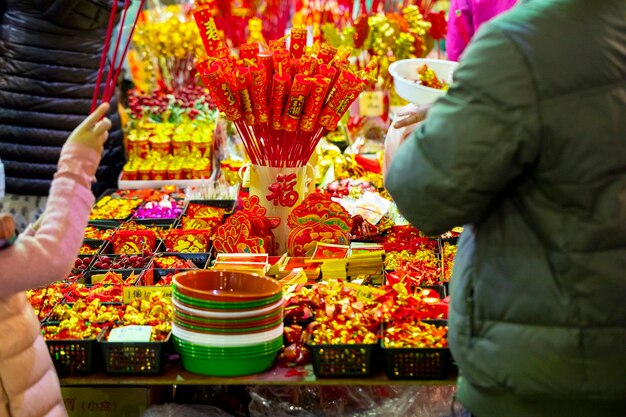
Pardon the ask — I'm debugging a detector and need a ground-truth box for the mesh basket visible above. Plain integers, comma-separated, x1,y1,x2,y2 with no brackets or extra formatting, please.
382,346,451,379
308,343,377,377
99,330,170,374
45,330,102,375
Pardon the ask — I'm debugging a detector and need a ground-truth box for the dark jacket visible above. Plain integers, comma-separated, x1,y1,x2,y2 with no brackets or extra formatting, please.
386,1,626,416
0,0,125,196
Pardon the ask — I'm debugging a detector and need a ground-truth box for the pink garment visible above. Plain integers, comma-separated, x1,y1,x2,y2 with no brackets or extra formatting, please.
446,0,518,61
0,142,100,417
0,142,99,296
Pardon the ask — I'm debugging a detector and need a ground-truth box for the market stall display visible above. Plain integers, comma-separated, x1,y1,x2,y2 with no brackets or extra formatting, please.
28,184,457,382
12,1,476,414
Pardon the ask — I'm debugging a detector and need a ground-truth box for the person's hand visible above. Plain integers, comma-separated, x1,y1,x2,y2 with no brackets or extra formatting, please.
0,213,16,242
393,103,432,129
384,123,416,177
67,103,112,153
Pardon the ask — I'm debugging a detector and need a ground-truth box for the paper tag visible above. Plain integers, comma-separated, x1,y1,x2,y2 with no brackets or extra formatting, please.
108,325,152,342
123,286,172,303
349,191,392,225
359,91,384,117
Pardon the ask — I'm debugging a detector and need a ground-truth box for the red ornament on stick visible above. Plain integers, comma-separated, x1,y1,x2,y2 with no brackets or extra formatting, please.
193,16,377,169
91,0,146,112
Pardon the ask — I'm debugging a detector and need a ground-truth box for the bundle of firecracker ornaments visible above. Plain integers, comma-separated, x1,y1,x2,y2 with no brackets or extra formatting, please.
28,185,458,377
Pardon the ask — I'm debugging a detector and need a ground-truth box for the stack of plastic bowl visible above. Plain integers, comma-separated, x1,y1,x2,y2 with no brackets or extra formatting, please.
171,270,284,376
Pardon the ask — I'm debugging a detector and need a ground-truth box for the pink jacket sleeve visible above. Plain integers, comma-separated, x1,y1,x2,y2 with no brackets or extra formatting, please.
0,143,101,297
446,0,474,61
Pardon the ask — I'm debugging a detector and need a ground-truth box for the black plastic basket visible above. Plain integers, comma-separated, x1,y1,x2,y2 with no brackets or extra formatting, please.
152,252,210,269
382,319,451,379
99,329,170,374
81,239,107,255
128,218,178,227
44,324,104,374
308,342,377,377
186,199,237,214
382,346,451,380
417,285,447,299
87,219,122,228
439,236,459,245
91,253,154,271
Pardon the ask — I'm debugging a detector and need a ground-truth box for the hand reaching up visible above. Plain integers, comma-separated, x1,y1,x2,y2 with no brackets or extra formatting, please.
67,103,112,153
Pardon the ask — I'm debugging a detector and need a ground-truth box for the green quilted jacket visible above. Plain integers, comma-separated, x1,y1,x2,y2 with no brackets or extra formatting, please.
385,1,626,416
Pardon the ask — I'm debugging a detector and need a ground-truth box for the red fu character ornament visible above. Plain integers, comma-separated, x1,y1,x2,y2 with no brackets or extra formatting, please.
267,173,298,207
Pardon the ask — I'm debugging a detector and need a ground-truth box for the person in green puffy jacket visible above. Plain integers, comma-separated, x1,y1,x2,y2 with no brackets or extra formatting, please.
385,1,626,416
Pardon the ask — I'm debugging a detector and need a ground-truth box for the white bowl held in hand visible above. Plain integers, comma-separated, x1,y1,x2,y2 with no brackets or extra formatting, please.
389,58,459,105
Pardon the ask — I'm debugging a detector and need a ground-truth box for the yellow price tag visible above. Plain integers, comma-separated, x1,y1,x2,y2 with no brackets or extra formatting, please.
123,286,172,304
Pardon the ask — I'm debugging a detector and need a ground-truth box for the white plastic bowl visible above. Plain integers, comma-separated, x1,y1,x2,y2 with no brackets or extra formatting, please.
172,297,284,319
172,323,284,347
389,58,459,105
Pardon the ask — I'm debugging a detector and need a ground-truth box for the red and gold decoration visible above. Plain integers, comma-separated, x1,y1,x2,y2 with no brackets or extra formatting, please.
287,193,353,257
164,229,211,253
213,196,274,254
112,230,158,254
179,203,225,234
89,196,143,220
192,14,377,252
